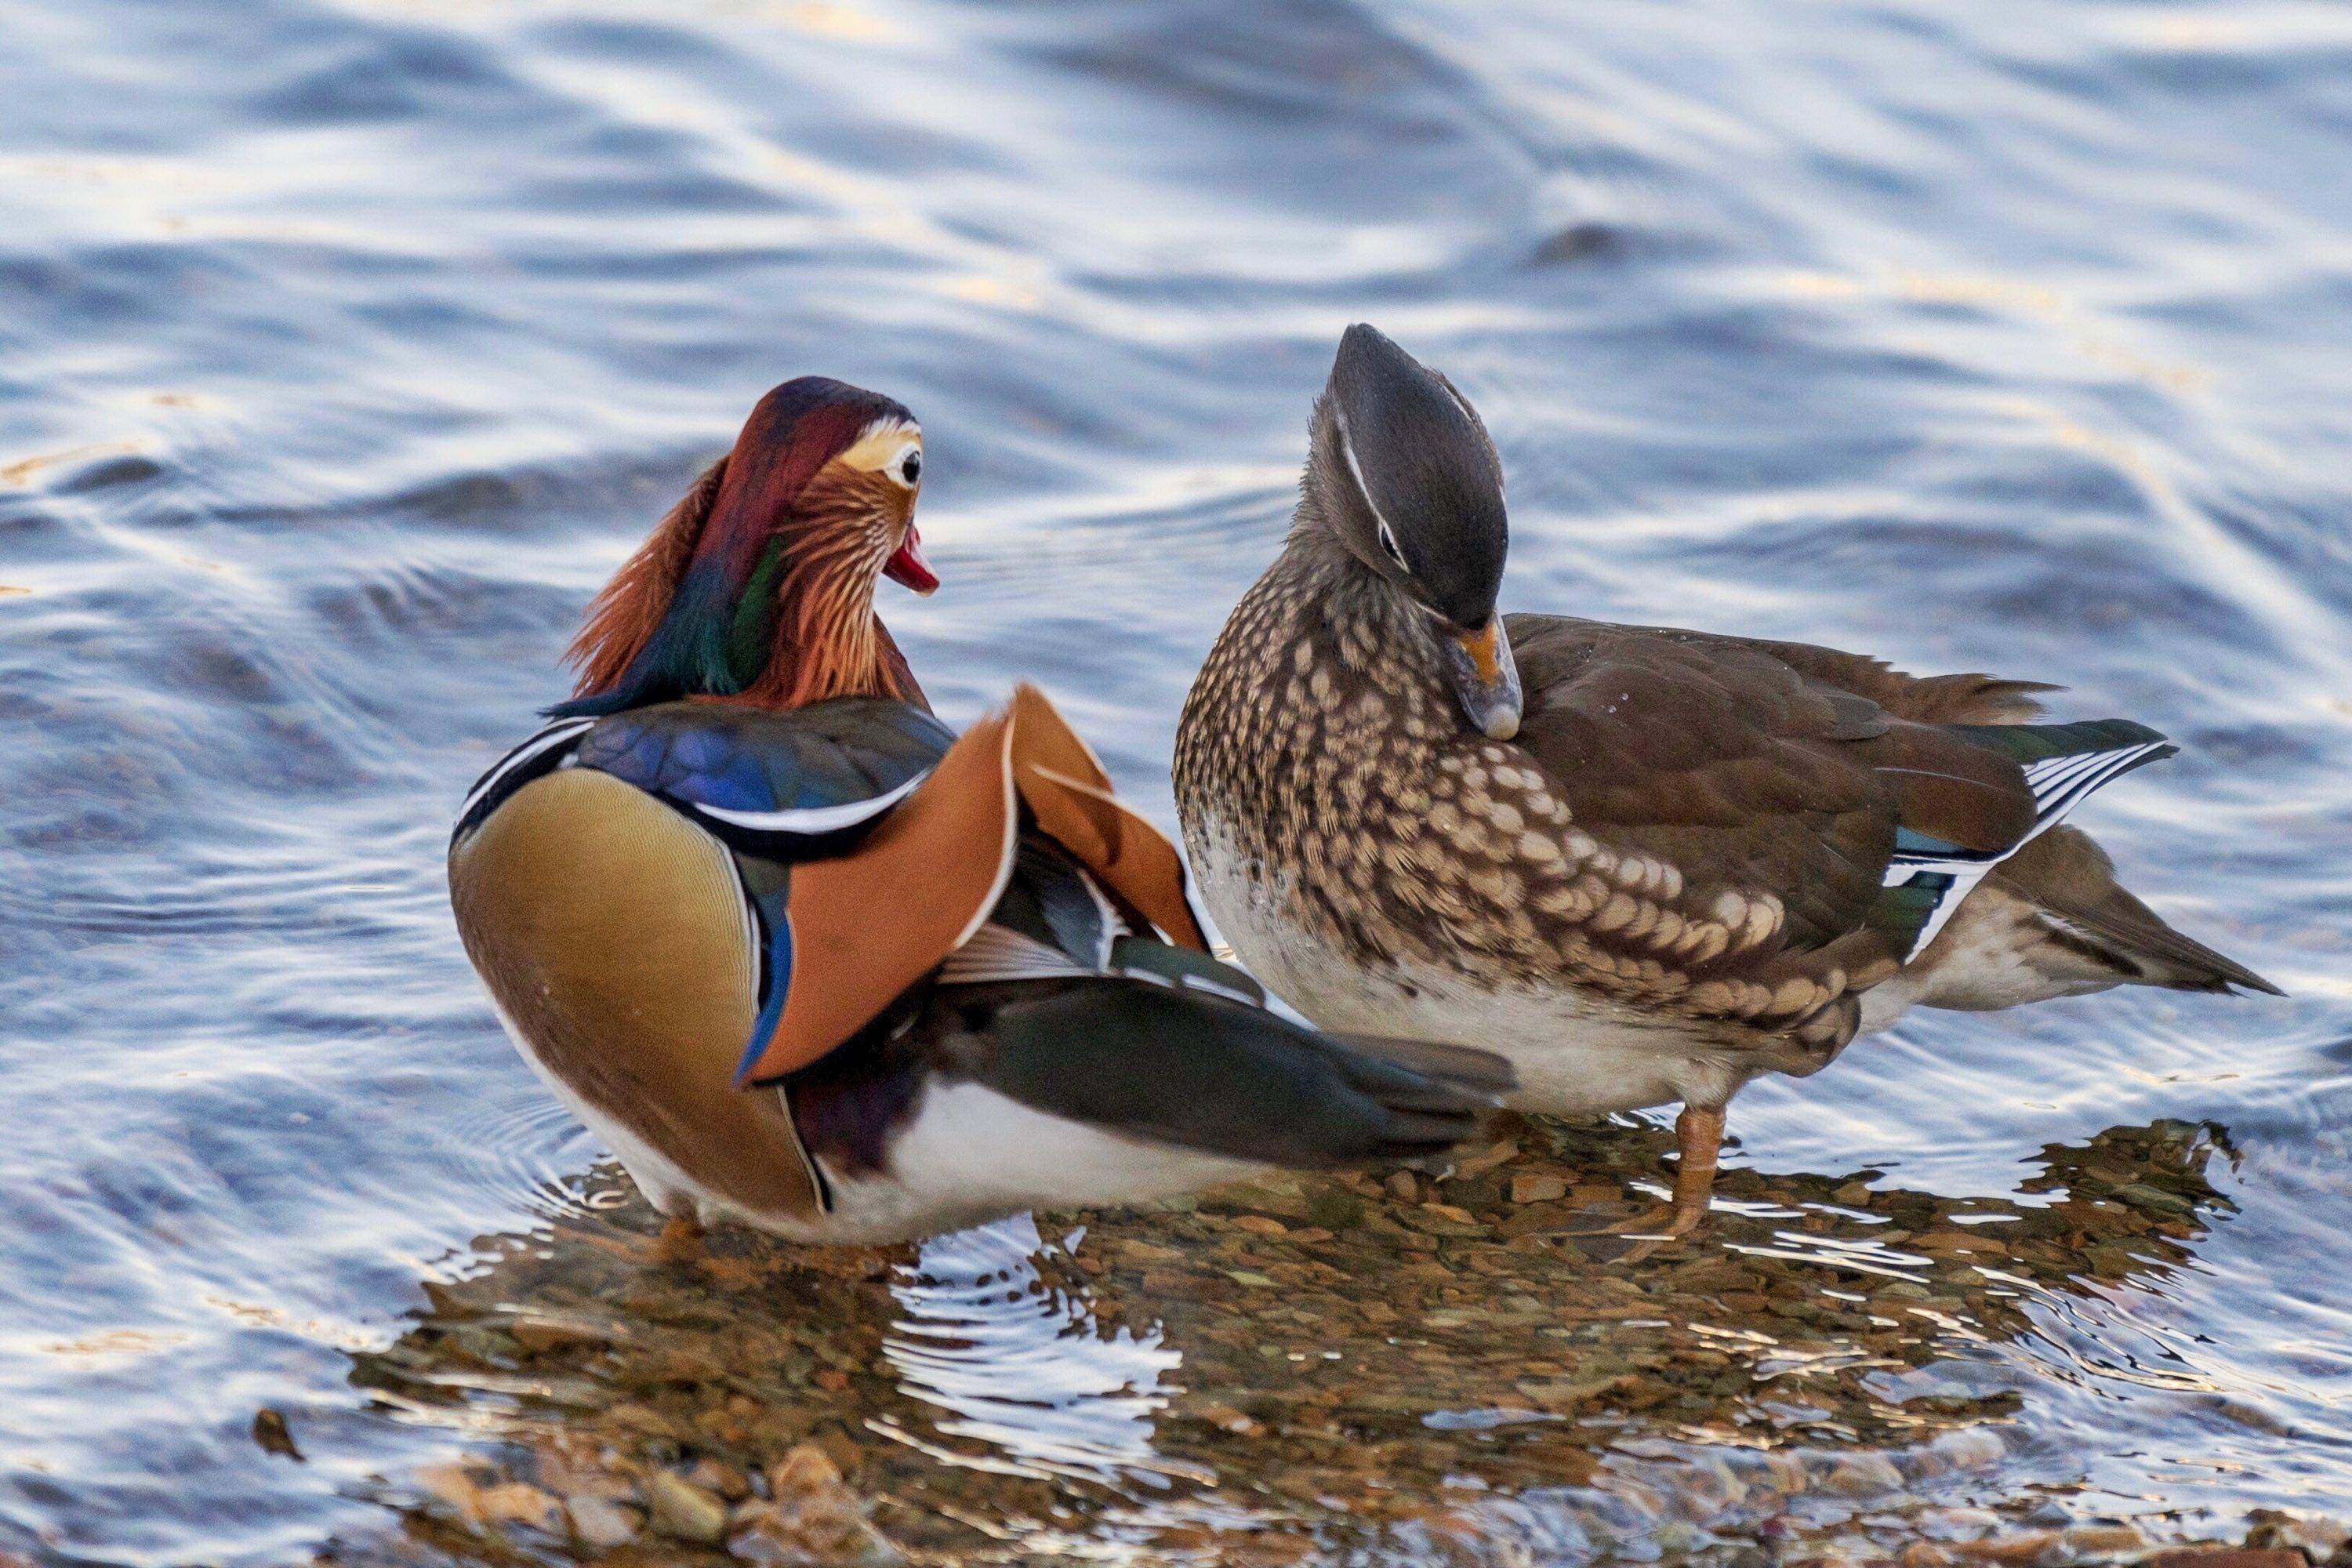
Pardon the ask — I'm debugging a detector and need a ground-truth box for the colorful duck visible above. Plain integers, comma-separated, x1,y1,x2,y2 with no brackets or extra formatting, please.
449,376,1508,1246
1173,325,2277,1241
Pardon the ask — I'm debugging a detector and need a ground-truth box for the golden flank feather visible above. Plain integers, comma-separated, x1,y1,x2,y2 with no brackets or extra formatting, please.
448,768,825,1219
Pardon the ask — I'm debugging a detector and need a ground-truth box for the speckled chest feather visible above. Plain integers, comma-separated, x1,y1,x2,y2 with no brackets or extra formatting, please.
1179,554,1541,976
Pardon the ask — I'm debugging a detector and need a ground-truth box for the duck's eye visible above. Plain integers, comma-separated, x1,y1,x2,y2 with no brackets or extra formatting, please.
1377,519,1410,572
889,445,923,489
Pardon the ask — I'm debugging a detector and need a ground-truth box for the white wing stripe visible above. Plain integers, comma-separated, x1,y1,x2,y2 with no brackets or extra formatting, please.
2022,750,2120,804
2027,743,2164,826
2020,750,2106,795
1077,866,1126,968
938,925,1092,983
458,717,596,822
1886,741,2167,960
691,769,927,834
1901,864,1998,955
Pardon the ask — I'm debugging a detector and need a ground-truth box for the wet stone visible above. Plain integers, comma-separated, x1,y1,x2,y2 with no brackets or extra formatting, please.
332,1118,2280,1567
731,1446,902,1566
251,1407,301,1462
477,1483,561,1534
563,1494,641,1549
2062,1524,2155,1559
1510,1173,1569,1204
647,1470,730,1544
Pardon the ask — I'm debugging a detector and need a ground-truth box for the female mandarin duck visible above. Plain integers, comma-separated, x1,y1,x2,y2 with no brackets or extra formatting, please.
1173,325,2277,1241
449,376,1508,1246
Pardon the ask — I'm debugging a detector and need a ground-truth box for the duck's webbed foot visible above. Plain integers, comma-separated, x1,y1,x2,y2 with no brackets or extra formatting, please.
1564,1104,1726,1259
652,1214,707,1265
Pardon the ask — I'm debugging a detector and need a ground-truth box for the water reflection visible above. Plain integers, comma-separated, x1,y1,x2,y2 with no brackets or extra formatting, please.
880,1216,1201,1489
6,0,2350,1558
342,1112,2250,1563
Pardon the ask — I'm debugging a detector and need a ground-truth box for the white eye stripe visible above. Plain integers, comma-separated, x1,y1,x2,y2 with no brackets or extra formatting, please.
1333,398,1414,577
839,417,921,475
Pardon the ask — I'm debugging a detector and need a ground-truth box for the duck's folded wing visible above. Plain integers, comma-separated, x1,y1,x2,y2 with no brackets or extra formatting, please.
1502,617,2168,1049
1678,626,2059,726
1870,717,2172,959
451,697,953,853
569,698,956,855
1505,616,1906,958
738,684,1213,1085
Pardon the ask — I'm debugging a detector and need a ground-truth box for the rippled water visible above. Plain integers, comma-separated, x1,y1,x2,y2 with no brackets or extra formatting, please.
5,0,2350,1562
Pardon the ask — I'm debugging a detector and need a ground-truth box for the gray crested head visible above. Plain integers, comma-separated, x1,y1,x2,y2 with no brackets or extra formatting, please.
1305,322,1508,630
1298,325,1521,741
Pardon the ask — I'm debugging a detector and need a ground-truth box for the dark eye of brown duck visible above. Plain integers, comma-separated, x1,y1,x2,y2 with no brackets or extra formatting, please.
899,448,921,486
1377,519,1410,573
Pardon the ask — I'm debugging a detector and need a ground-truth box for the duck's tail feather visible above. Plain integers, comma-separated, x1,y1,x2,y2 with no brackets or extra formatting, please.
2035,898,2283,995
1883,720,2177,961
1991,826,2282,996
1325,1033,1521,1105
969,982,1513,1168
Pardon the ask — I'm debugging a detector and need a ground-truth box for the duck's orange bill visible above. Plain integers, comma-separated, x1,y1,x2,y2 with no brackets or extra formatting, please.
736,684,1206,1085
883,524,938,594
1455,619,1504,685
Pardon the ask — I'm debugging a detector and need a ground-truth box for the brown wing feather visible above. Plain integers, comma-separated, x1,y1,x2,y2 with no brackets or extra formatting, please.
1844,723,2038,854
1501,614,2051,1052
1506,615,1896,952
1729,633,2056,725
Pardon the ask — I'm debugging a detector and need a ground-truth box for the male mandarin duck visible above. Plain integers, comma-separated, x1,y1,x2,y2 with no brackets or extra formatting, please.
449,376,1509,1246
1173,325,2278,1241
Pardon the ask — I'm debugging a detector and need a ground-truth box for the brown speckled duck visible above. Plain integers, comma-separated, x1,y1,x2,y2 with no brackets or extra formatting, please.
448,375,1508,1247
1174,325,2278,1240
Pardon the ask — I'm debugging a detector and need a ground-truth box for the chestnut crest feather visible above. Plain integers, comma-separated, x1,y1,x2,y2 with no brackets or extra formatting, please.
556,376,927,718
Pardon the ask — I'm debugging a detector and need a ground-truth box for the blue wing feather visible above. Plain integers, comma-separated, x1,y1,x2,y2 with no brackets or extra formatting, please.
455,698,951,855
734,883,797,1087
570,697,953,856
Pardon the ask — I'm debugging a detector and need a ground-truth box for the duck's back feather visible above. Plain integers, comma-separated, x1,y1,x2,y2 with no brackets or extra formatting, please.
1499,614,2190,1052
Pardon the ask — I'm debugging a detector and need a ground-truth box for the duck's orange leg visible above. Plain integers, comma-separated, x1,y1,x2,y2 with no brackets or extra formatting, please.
1657,1104,1724,1236
1564,1104,1726,1251
652,1214,706,1265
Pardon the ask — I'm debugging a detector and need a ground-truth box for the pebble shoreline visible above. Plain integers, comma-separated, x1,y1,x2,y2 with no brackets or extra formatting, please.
316,1116,2339,1566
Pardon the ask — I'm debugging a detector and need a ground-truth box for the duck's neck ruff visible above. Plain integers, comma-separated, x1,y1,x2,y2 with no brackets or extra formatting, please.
562,457,921,714
1272,528,1443,698
739,482,915,710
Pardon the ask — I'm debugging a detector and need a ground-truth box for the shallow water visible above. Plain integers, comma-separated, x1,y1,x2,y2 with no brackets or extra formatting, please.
2,0,2349,1563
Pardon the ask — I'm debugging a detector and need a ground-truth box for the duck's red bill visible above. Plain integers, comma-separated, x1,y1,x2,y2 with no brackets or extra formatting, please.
884,527,938,594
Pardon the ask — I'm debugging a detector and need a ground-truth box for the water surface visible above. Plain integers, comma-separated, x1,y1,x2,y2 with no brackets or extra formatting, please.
4,0,2350,1562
